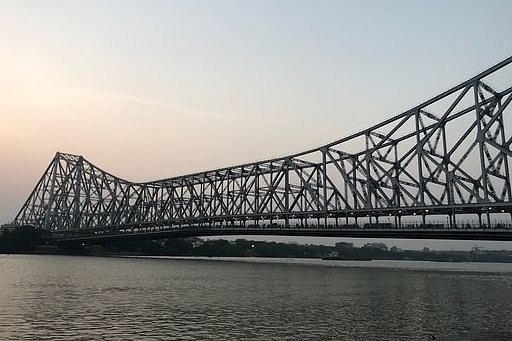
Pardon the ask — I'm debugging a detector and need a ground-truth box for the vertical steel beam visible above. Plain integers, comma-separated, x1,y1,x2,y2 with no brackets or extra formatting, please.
322,150,328,228
415,110,425,206
475,83,490,202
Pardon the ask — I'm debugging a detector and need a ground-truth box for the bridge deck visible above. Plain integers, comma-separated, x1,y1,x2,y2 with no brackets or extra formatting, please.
52,225,512,244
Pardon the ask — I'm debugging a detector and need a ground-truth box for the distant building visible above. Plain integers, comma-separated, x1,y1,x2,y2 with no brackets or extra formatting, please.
188,237,204,248
335,242,354,249
0,223,15,235
363,242,388,251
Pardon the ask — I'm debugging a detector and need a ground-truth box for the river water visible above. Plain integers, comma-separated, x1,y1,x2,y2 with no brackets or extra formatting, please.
0,255,511,340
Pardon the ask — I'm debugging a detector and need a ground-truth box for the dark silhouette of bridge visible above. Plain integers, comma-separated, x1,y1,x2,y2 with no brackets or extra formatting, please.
14,56,512,243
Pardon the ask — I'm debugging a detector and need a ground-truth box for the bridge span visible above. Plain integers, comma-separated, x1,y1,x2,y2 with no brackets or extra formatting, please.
13,56,512,243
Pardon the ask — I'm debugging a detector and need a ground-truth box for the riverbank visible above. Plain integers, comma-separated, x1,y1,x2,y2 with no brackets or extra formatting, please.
2,227,512,263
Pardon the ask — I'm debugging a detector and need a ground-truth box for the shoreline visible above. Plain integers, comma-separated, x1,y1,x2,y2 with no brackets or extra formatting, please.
3,253,512,274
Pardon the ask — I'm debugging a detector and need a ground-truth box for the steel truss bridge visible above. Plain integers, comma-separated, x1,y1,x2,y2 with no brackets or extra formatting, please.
14,56,512,243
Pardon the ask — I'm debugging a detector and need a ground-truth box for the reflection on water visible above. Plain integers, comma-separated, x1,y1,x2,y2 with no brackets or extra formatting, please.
0,255,511,340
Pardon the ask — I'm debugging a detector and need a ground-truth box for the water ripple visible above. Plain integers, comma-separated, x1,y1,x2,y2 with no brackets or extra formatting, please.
0,255,511,340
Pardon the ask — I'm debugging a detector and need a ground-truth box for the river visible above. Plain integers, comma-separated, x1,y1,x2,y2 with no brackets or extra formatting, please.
0,255,511,340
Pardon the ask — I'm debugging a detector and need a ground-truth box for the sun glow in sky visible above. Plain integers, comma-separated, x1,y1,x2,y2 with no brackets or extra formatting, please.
1,0,512,249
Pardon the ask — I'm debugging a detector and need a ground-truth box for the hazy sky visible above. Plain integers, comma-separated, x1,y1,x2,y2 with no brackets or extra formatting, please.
2,0,512,250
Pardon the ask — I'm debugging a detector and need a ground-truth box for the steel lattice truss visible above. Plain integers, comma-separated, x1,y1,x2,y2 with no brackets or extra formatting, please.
14,57,512,241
